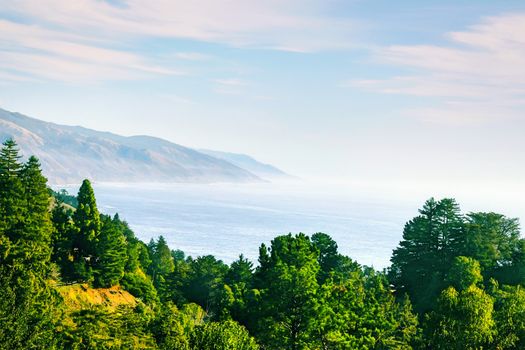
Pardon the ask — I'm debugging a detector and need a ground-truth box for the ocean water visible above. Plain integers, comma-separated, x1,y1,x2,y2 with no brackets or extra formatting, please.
61,181,422,269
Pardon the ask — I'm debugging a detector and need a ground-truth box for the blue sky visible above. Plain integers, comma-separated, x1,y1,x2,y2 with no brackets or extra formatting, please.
1,0,524,198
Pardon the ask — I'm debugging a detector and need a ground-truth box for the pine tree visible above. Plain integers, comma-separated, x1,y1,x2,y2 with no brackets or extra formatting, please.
50,203,76,281
253,233,320,349
390,198,465,314
94,217,127,287
148,236,174,287
0,139,25,261
0,141,63,349
19,156,53,273
72,179,101,281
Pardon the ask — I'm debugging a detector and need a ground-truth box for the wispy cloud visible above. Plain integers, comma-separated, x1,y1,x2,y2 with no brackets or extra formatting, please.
3,0,355,51
0,19,184,82
350,13,525,124
0,0,356,83
213,78,248,87
173,52,212,61
212,78,249,95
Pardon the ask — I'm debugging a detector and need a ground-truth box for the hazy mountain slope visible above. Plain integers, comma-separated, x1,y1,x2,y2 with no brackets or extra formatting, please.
0,108,262,184
200,149,291,179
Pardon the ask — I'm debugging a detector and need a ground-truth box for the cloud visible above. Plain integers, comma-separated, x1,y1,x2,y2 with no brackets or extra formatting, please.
0,19,184,82
350,13,525,124
3,0,355,51
173,52,212,61
0,0,355,83
213,79,247,87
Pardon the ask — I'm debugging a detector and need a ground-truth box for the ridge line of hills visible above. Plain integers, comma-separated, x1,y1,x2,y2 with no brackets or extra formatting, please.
0,108,290,185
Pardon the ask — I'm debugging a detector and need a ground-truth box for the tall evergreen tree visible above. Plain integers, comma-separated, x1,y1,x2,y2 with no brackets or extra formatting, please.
390,198,465,313
19,156,53,273
253,233,320,350
94,217,127,287
148,236,175,297
50,202,76,281
0,139,25,261
0,141,62,349
72,179,101,281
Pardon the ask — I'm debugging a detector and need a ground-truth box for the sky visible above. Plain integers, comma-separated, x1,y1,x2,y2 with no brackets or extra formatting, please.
1,0,525,201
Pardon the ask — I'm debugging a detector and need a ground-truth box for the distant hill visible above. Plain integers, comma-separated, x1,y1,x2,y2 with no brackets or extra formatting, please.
0,108,288,184
199,149,291,180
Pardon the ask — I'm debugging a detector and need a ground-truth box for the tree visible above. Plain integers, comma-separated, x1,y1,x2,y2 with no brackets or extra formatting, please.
225,254,253,286
151,302,205,350
182,255,228,317
0,140,63,349
0,139,25,261
492,284,525,349
148,236,175,299
425,285,494,349
94,216,127,287
424,257,494,349
390,198,465,313
19,156,53,274
72,179,101,281
51,201,76,280
190,320,259,350
314,268,418,349
446,256,483,291
253,233,320,350
312,232,342,281
464,212,525,285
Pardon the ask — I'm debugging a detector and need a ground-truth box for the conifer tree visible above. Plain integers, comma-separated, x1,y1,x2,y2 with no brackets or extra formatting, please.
0,139,25,260
253,233,320,349
19,156,53,273
50,202,76,281
72,179,101,281
148,236,174,287
0,141,62,349
390,198,465,313
94,217,127,287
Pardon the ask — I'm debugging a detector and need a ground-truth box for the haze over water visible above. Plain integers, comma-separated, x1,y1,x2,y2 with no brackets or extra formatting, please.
61,181,525,269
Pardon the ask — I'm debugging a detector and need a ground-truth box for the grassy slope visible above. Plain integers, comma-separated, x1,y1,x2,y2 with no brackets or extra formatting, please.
57,284,138,311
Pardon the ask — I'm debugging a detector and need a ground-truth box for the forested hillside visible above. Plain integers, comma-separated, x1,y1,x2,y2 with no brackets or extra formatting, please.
1,138,525,349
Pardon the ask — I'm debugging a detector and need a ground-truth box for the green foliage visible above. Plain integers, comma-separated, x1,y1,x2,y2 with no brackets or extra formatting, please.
3,140,525,350
225,254,253,286
190,320,259,350
72,179,101,281
424,285,494,349
51,202,77,280
0,140,63,349
390,198,465,314
121,270,158,304
464,212,522,273
94,216,127,287
253,233,320,349
62,305,156,349
148,236,174,291
182,255,228,317
492,284,525,349
446,256,483,291
0,267,63,350
49,188,78,208
315,267,418,349
151,302,204,350
0,139,26,262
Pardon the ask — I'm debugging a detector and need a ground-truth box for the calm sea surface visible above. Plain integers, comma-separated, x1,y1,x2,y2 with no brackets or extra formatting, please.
60,181,525,269
59,181,423,269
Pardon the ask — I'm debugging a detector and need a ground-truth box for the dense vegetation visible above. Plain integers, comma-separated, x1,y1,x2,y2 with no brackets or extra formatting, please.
1,138,525,349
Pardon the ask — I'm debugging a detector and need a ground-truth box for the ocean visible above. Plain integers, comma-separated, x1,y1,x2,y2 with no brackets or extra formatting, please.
60,181,524,269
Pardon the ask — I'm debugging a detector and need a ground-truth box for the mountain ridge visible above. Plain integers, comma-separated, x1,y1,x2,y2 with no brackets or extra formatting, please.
0,108,288,185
